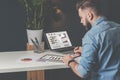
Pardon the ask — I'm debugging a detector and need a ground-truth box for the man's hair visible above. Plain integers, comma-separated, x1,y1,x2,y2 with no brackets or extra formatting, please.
76,0,103,16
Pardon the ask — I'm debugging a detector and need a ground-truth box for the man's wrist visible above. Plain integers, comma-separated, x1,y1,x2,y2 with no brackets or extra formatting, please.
68,59,75,66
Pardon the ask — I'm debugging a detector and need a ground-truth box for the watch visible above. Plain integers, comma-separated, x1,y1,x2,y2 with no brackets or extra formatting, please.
68,59,75,66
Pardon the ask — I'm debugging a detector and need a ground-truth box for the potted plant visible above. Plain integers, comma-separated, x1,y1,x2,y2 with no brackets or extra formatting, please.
19,0,45,45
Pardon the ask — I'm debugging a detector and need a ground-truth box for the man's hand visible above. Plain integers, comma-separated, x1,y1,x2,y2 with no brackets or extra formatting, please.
74,46,82,56
62,54,74,65
62,46,82,65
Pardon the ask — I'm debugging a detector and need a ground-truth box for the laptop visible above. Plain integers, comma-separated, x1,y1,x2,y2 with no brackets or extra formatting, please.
45,31,74,54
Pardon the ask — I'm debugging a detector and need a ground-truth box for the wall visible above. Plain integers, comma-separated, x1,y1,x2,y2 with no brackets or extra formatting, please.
0,0,27,80
0,0,27,51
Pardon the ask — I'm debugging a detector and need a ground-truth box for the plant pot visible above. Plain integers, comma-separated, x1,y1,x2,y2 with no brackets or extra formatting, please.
26,29,43,45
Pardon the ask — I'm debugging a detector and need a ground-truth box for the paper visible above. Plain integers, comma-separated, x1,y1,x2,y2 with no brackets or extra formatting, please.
37,54,63,63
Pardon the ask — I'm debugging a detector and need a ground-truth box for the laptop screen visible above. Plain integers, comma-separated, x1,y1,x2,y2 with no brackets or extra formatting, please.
45,31,72,50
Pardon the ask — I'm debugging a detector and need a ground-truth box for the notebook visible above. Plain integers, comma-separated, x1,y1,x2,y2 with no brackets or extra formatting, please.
45,31,74,53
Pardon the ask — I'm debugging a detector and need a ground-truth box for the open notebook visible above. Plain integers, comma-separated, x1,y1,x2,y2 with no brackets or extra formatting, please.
45,31,74,53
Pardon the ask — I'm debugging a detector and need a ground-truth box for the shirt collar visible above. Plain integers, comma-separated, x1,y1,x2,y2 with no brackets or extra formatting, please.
92,17,107,27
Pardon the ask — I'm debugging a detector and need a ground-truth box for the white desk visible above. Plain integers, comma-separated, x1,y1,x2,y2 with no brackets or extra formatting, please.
0,50,69,73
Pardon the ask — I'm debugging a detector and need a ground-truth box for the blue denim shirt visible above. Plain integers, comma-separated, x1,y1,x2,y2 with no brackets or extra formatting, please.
77,17,120,80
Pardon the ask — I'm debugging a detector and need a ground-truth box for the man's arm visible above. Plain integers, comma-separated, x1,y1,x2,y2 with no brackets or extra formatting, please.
68,61,81,77
62,54,82,77
63,33,98,78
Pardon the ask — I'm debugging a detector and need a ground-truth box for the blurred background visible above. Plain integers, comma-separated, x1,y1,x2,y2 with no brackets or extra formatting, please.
0,0,120,80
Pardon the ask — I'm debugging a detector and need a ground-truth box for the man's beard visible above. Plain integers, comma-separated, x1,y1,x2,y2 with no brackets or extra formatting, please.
86,23,91,31
85,22,91,31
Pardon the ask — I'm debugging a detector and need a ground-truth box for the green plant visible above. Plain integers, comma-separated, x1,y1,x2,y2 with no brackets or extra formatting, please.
19,0,45,30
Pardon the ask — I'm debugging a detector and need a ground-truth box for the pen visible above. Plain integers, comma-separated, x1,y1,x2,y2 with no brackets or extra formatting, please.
71,54,80,59
35,37,40,50
35,37,39,45
31,38,39,49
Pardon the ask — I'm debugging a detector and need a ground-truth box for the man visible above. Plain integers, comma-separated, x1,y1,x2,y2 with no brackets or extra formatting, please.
62,0,120,80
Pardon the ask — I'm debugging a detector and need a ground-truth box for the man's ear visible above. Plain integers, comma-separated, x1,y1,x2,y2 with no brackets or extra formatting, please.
87,12,93,21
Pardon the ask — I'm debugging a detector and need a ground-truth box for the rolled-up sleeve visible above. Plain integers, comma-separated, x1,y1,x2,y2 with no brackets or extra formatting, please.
77,33,98,78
